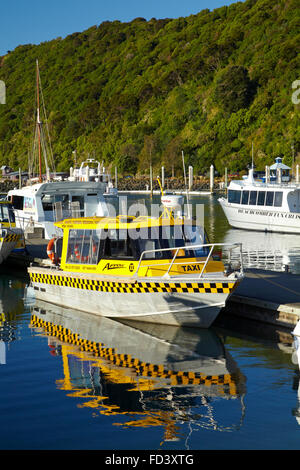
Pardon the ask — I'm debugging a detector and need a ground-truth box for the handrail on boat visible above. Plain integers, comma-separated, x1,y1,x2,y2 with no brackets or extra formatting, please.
133,242,243,279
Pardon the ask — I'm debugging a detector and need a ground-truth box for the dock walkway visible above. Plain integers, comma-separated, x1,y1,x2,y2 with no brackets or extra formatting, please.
225,268,300,329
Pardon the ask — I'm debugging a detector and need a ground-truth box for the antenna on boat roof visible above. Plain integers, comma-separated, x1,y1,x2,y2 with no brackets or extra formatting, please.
251,142,254,169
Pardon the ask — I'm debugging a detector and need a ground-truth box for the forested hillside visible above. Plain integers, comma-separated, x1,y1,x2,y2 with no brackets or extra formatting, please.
0,0,299,176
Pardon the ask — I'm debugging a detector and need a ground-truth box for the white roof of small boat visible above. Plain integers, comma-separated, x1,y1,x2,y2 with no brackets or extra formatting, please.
8,180,107,196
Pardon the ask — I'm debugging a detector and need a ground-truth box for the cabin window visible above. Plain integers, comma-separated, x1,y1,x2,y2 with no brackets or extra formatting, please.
41,195,53,212
131,225,209,260
103,229,135,259
10,195,24,210
66,229,102,265
249,191,257,205
228,190,241,204
161,225,184,248
241,191,249,205
133,227,162,259
41,194,69,212
159,225,187,258
55,194,69,209
0,204,15,223
274,192,283,207
265,191,274,206
257,191,266,206
183,225,209,257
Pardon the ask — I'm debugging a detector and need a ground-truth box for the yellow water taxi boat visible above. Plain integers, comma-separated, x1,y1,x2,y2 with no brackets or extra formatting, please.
28,200,244,327
0,201,24,265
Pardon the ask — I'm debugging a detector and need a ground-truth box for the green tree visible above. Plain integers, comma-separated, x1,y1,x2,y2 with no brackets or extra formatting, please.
214,65,256,113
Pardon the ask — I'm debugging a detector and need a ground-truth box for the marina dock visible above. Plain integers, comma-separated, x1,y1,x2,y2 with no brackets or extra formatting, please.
225,268,300,329
4,237,300,331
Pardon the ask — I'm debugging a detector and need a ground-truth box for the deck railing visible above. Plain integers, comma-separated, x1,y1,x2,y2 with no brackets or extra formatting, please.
133,242,243,279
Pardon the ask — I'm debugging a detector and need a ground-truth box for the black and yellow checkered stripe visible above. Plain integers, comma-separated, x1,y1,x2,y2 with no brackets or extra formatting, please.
30,314,241,395
0,233,20,243
29,272,236,294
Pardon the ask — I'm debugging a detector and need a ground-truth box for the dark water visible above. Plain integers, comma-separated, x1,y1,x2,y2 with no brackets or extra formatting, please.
1,194,300,450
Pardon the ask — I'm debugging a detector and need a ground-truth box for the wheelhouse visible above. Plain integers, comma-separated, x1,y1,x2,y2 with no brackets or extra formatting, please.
55,215,224,277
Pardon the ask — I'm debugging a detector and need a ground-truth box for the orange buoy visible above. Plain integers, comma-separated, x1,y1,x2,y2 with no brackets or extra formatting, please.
47,238,57,264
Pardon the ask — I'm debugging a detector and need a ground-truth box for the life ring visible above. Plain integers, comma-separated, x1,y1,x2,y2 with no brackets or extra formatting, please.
74,243,81,260
74,244,88,262
47,238,58,264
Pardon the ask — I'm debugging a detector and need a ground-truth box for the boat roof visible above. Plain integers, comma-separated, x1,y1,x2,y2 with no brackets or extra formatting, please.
7,180,107,196
269,157,291,170
269,162,291,170
55,215,197,230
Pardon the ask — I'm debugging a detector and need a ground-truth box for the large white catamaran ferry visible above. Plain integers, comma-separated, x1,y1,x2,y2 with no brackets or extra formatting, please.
219,158,300,233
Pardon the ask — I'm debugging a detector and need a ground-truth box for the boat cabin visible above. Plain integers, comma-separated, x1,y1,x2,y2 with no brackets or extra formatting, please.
7,181,108,239
54,215,224,277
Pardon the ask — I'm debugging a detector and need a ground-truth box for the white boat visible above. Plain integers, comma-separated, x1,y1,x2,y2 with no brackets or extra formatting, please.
219,158,300,233
0,201,24,264
68,158,118,196
7,180,109,240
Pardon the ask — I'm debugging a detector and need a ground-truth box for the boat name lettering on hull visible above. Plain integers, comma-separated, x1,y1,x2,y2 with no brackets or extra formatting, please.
237,208,300,219
103,262,125,271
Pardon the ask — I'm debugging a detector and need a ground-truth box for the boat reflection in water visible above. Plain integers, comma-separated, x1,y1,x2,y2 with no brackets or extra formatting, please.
223,228,300,274
0,276,26,347
29,300,246,444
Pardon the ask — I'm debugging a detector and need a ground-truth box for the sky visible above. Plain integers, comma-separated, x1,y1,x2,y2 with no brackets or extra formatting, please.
0,0,239,56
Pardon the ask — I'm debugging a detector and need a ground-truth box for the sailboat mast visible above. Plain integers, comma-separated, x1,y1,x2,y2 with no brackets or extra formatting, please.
36,60,42,183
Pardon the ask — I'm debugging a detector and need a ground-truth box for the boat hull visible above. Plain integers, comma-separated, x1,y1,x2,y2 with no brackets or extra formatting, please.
0,232,20,264
28,267,241,328
219,198,300,233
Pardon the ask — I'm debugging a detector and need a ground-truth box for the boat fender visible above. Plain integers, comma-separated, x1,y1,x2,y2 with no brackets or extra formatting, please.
47,237,59,265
